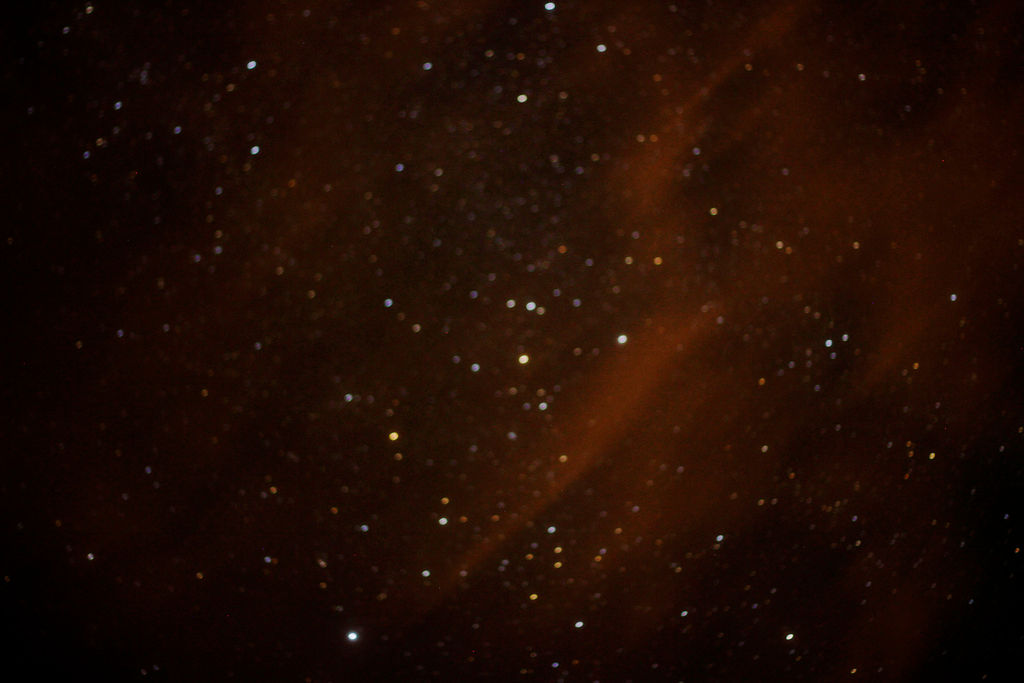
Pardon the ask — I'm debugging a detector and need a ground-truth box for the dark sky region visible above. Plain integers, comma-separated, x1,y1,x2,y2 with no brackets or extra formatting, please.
4,1,1024,680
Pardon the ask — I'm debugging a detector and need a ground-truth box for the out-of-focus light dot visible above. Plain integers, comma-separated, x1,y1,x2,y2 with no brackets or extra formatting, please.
346,631,359,642
250,145,260,155
825,339,833,347
263,556,272,563
395,163,404,172
506,298,516,308
574,621,584,628
545,2,556,10
87,553,95,560
247,60,257,70
616,334,628,345
547,526,556,534
572,298,581,307
715,534,724,542
516,94,528,103
950,293,957,301
529,593,538,600
596,44,607,52
842,333,849,342
709,207,718,216
538,402,548,411
786,633,794,641
507,431,517,440
858,73,866,81
359,524,369,532
680,610,688,617
439,517,448,525
525,301,537,311
422,62,433,70
518,354,530,365
388,432,399,441
384,298,393,307
114,101,123,110
421,569,431,577
471,363,480,372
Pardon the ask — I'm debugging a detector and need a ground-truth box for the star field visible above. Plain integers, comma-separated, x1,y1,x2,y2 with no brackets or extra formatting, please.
4,1,1024,681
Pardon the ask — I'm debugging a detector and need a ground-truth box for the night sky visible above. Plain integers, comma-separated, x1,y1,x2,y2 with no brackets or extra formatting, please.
5,1,1024,680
